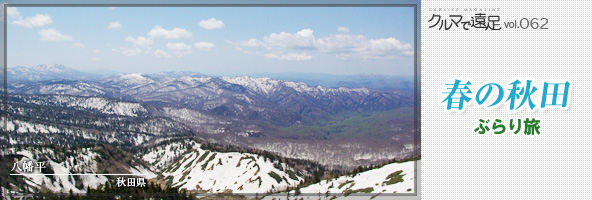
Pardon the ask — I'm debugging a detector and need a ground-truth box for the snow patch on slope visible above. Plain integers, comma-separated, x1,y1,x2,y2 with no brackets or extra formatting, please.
7,120,60,134
289,161,415,195
142,140,304,194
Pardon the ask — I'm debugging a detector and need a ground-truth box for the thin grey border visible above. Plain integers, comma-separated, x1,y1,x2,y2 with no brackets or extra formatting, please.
2,3,420,197
3,3,7,137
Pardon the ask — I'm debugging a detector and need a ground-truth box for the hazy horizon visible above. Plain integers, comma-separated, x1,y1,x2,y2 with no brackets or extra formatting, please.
8,63,416,78
7,7,414,76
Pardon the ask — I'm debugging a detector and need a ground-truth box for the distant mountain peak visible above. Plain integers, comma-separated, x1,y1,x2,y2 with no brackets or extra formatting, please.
146,71,207,79
120,73,146,78
106,73,155,86
33,64,68,71
9,64,98,82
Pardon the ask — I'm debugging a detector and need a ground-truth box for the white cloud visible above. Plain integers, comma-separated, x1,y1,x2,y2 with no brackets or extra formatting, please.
194,42,215,51
125,36,153,47
93,50,101,54
147,26,192,39
233,47,261,55
12,14,53,28
166,43,193,57
108,21,122,30
235,39,264,48
316,34,367,52
7,7,20,19
199,18,225,30
90,57,101,61
318,35,414,60
337,26,350,33
234,28,413,61
167,42,192,51
263,29,316,49
72,43,85,48
108,7,116,11
112,47,143,56
39,28,72,41
265,53,312,61
154,50,172,58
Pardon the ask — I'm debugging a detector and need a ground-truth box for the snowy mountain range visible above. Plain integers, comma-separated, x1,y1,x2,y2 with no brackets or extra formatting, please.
2,64,418,197
9,65,412,126
4,64,417,166
8,64,99,82
8,64,414,91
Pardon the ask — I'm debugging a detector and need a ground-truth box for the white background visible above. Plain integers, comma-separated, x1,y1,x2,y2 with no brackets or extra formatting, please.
422,1,592,199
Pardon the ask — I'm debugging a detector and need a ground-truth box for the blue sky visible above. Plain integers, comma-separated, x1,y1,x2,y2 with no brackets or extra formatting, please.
7,6,414,76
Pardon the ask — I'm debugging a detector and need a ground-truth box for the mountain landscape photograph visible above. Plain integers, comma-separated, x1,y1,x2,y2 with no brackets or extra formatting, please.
1,6,418,199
